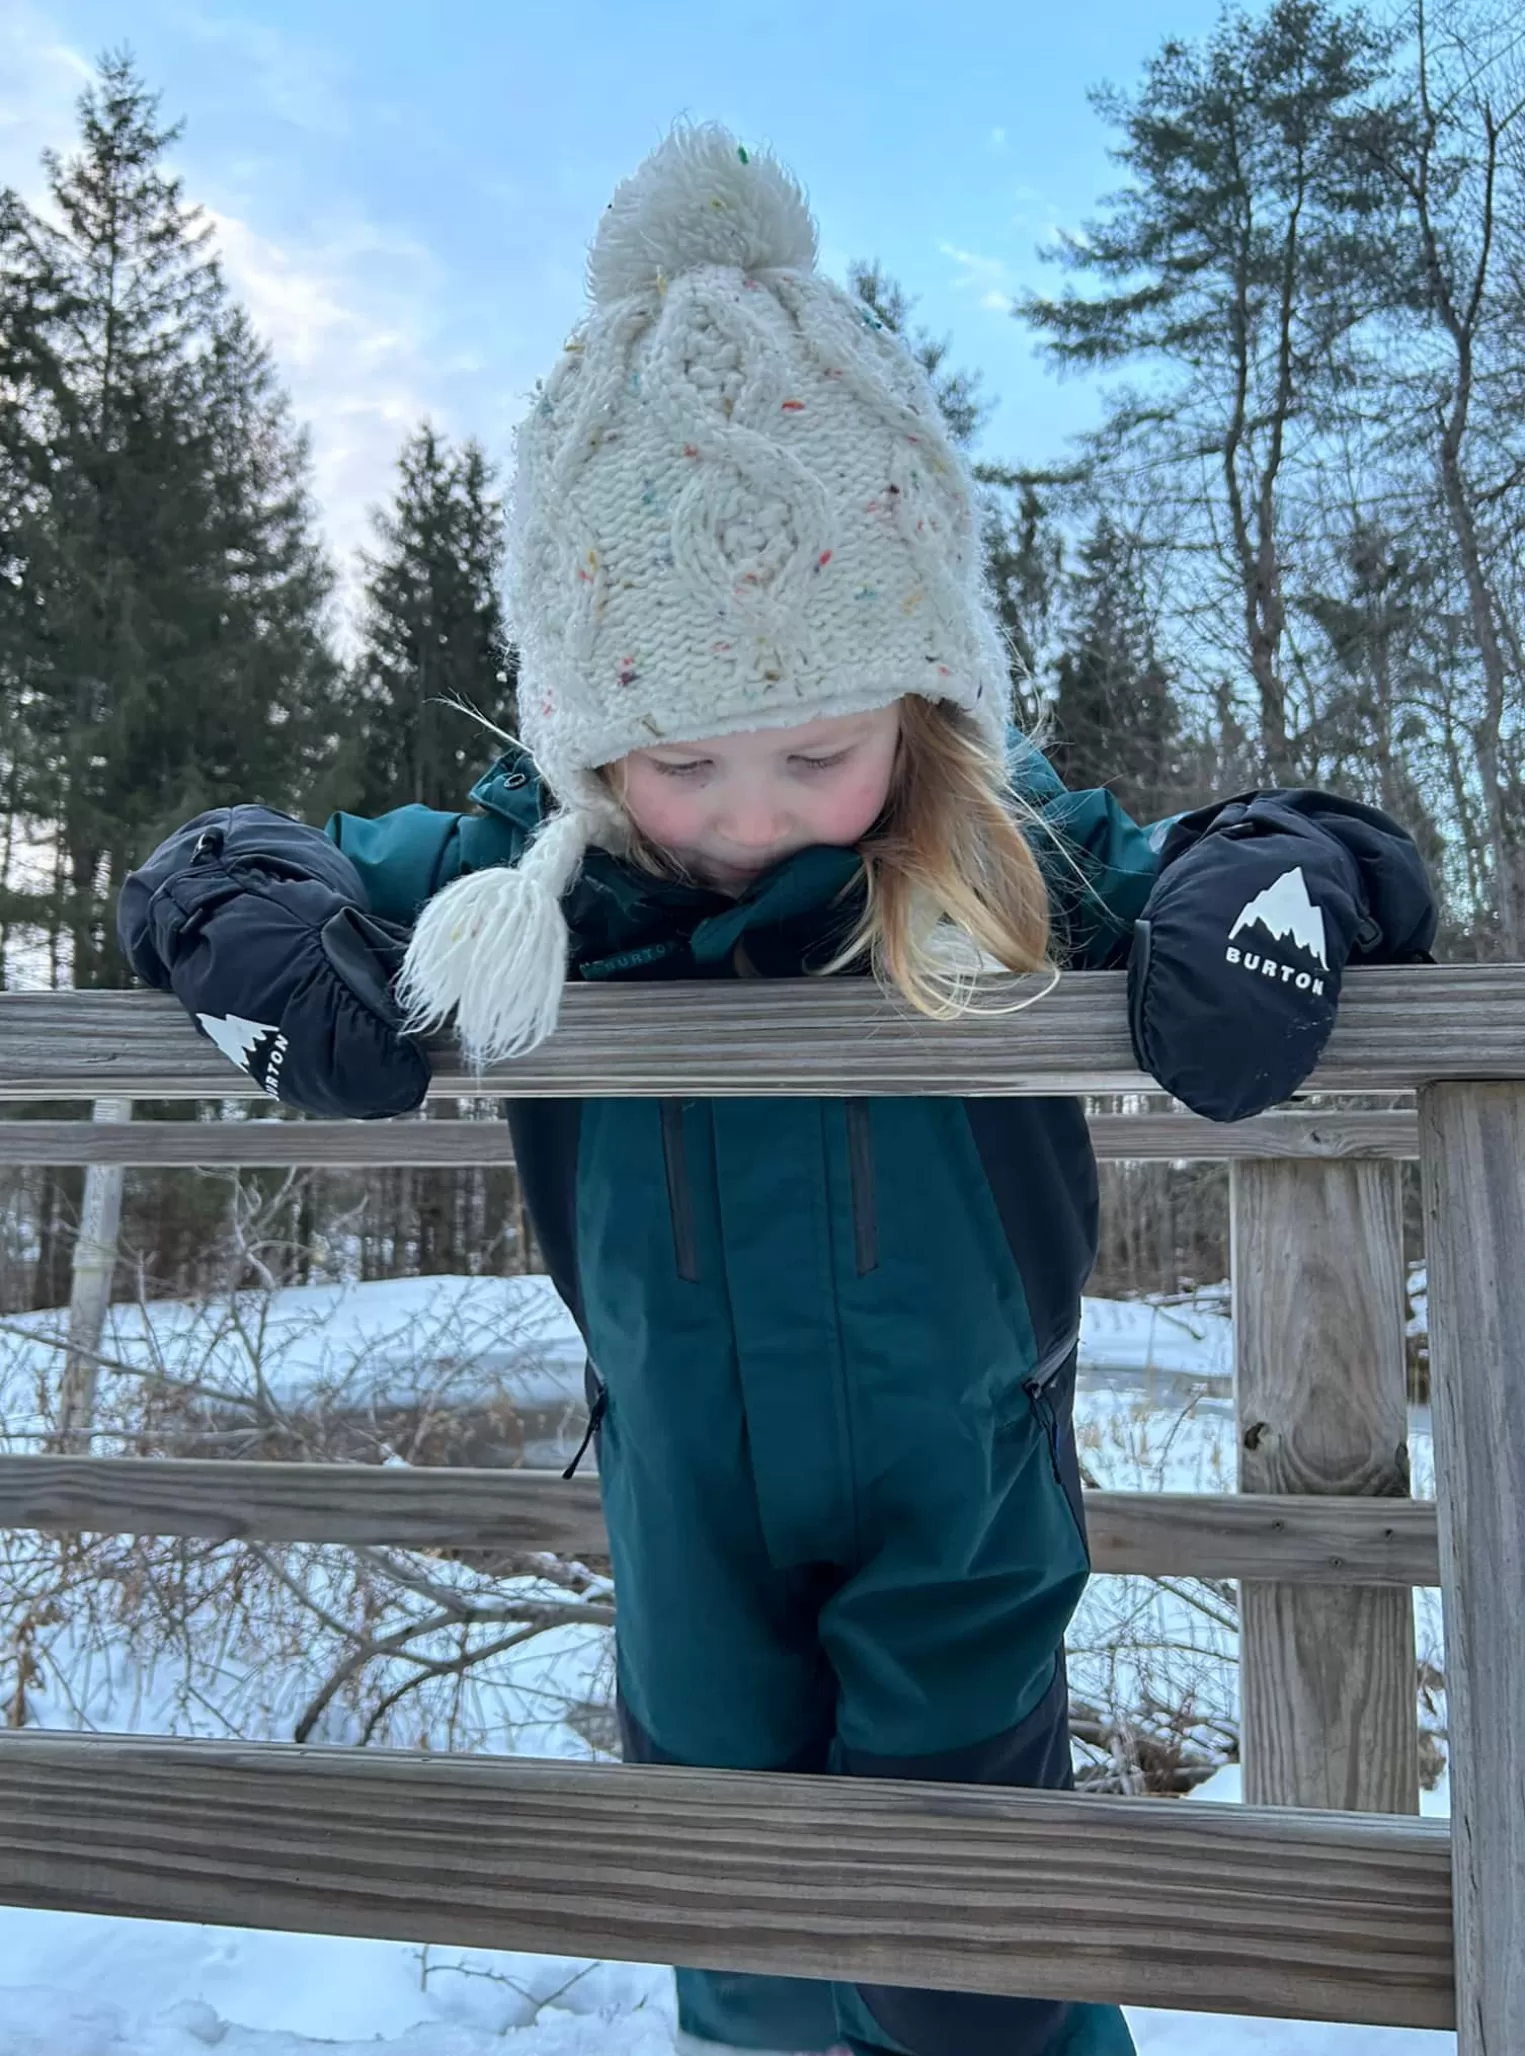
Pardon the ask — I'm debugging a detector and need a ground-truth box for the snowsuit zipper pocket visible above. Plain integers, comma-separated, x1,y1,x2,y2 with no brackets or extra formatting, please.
1024,1376,1065,1487
564,1362,608,1479
660,1100,700,1282
1024,1357,1090,1566
845,1099,879,1276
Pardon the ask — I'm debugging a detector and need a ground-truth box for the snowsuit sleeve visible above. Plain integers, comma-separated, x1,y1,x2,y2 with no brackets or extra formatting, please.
1006,733,1177,971
323,801,526,927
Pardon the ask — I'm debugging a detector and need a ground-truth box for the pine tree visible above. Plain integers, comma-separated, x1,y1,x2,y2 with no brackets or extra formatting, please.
0,50,341,991
847,260,991,450
1344,0,1525,951
341,422,516,1279
1020,0,1397,781
1299,518,1448,875
346,422,512,816
847,259,1058,723
1050,516,1179,823
978,477,1065,727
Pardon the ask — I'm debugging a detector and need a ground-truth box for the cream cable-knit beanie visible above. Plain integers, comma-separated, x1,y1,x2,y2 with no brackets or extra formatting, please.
398,121,1014,1068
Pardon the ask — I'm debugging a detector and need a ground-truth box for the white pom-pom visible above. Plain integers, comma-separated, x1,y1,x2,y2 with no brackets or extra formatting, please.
588,122,817,306
395,811,588,1070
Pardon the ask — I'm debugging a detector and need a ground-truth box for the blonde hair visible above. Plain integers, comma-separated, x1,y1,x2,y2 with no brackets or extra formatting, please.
607,696,1055,1018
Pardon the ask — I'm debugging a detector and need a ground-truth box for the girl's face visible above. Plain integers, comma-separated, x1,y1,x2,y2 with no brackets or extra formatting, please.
614,701,903,893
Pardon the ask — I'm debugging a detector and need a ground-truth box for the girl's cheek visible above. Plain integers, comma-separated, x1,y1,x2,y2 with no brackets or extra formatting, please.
822,767,895,841
623,774,699,849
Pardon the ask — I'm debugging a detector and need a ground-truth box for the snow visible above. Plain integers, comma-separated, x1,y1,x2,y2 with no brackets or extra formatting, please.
0,1273,587,1446
0,1273,1453,2054
1079,1286,1232,1384
0,1922,679,2053
1,1273,1228,1451
0,1903,1459,2055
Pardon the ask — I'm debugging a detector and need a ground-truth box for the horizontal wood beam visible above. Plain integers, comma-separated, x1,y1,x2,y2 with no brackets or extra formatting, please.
0,1117,522,1167
0,1108,1421,1166
0,1458,1441,1584
1092,1485,1437,1585
0,964,1521,1099
1087,1109,1418,1162
0,1732,1454,2027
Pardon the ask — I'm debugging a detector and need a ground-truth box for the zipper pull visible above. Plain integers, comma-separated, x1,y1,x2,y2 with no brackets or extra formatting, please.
562,1387,608,1479
1023,1377,1064,1485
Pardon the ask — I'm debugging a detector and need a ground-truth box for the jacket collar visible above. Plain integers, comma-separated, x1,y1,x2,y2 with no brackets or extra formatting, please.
469,746,864,974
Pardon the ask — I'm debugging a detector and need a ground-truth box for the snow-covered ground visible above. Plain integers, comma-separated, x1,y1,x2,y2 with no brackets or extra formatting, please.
0,1271,1238,1447
0,1904,1461,2056
0,1273,1450,2054
0,1273,589,1463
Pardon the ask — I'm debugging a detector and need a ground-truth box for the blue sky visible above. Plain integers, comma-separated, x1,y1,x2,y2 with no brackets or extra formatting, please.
2,0,1227,592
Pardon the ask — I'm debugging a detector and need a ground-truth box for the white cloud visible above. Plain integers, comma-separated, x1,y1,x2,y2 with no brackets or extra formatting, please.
0,6,92,209
937,240,1017,316
0,6,448,601
167,4,352,139
208,207,462,595
0,5,554,640
990,126,1008,151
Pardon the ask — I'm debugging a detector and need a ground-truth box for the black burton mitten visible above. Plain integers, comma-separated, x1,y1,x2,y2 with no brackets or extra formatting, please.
1126,790,1436,1121
118,806,431,1119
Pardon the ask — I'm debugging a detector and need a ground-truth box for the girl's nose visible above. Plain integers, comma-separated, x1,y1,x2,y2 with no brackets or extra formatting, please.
720,800,789,849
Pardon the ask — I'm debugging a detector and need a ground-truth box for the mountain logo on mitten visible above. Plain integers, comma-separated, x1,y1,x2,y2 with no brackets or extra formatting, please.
1225,867,1330,997
1229,867,1329,969
197,1011,289,1099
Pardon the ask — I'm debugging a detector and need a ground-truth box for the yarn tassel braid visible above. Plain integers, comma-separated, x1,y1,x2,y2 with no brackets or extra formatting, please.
395,808,590,1071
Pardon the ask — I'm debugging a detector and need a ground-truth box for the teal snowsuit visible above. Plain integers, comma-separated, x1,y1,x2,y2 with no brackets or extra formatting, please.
328,737,1159,2056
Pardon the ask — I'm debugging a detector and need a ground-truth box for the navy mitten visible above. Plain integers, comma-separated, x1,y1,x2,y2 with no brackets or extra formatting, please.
117,806,432,1119
1126,791,1435,1121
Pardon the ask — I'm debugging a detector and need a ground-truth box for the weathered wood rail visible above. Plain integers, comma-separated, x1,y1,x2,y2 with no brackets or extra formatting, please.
0,1108,1421,1164
0,963,1523,1098
0,1458,1443,1583
0,966,1520,2051
0,1733,1453,2028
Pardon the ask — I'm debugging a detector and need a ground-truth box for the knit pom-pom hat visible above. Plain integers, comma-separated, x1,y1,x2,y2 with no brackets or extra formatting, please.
398,121,1014,1069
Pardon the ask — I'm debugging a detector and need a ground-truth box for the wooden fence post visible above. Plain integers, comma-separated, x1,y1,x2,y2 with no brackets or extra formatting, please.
50,1096,133,1454
1417,1083,1525,2055
1231,1159,1418,1811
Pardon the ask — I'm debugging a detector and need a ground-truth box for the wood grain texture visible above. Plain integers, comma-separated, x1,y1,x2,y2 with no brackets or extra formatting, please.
1,964,1523,1100
0,1117,522,1167
1418,1084,1525,2056
1085,1109,1418,1161
0,1109,1422,1166
0,1457,1441,1583
1232,1160,1418,1812
0,1731,1454,2026
1085,1485,1437,1585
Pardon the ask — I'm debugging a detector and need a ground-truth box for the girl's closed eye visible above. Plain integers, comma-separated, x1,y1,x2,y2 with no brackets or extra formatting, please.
651,756,712,779
792,749,851,772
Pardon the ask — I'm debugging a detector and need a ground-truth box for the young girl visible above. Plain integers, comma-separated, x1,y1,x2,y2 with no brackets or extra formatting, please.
122,124,1434,2056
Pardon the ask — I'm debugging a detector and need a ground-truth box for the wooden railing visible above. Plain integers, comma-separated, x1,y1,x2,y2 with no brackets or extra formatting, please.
0,970,1520,2051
